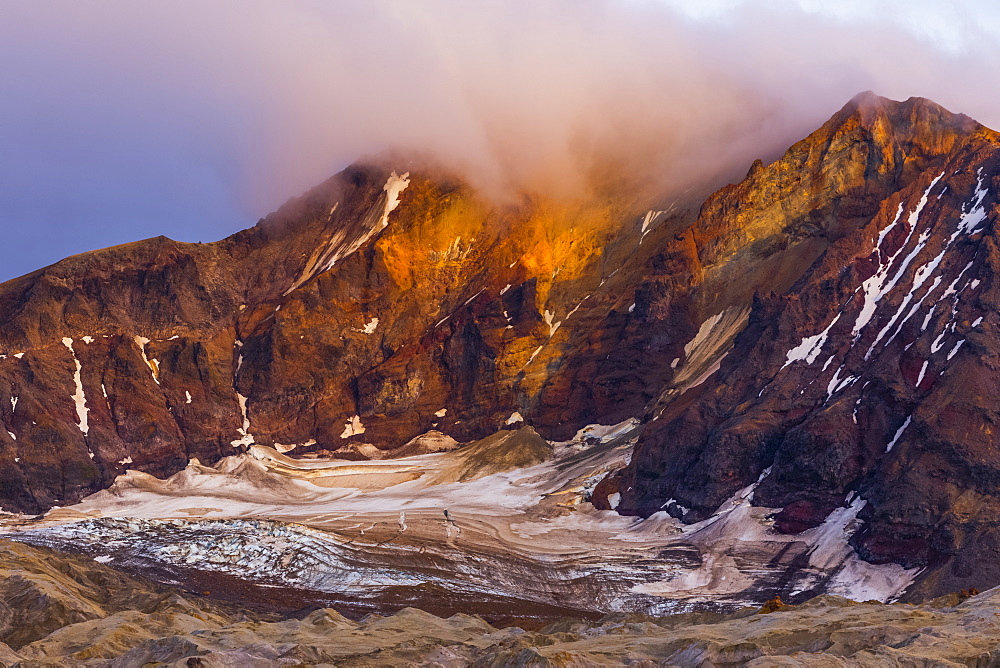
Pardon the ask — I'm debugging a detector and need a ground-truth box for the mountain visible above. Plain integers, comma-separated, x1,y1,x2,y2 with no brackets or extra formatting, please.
0,92,998,601
595,93,1000,599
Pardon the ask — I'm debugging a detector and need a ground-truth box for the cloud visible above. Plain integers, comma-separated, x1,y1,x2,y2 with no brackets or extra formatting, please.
1,0,999,276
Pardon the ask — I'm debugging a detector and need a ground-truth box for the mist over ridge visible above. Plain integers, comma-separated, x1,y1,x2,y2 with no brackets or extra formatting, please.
2,1,1000,278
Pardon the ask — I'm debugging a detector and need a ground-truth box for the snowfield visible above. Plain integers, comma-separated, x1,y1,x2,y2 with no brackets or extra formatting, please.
3,418,916,616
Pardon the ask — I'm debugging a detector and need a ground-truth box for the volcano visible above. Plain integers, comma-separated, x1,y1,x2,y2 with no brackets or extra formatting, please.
2,93,1000,662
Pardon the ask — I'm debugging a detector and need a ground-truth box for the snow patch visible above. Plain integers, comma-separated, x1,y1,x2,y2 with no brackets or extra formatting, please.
572,418,640,444
886,416,911,453
505,411,523,425
543,310,561,338
62,338,89,436
340,415,365,439
284,172,410,295
230,393,254,448
275,439,316,454
133,336,160,384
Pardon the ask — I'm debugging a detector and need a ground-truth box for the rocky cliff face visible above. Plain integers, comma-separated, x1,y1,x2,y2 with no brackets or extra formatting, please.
1,91,998,598
596,94,1000,599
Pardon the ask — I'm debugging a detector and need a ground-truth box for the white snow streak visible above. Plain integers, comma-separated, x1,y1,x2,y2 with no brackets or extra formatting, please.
886,416,911,453
284,172,410,295
505,411,524,425
133,336,160,384
61,338,89,436
340,415,365,439
783,313,842,368
230,393,254,448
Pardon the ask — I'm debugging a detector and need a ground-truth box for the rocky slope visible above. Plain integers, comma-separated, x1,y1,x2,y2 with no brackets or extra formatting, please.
597,93,1000,600
1,91,999,601
2,539,1000,667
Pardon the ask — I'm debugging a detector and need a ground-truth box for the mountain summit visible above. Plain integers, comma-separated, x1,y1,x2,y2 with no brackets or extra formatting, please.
0,93,998,599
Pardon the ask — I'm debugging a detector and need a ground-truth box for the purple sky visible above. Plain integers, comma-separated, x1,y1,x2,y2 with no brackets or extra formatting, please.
2,1,1000,282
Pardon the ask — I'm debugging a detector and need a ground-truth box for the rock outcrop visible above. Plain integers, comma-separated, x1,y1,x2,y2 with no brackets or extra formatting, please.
2,91,1000,600
597,94,1000,599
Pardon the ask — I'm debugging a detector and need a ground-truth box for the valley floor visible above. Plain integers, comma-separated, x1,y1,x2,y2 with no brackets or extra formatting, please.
2,421,914,619
0,420,961,665
1,537,998,666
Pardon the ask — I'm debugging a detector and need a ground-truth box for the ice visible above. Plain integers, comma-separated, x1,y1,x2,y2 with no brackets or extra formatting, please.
916,360,929,386
229,393,254,448
463,288,484,306
133,336,160,384
358,317,379,334
783,313,842,368
284,172,410,295
921,305,937,331
564,295,589,320
504,412,523,425
956,169,989,235
9,417,920,613
875,203,905,255
434,408,447,418
825,366,856,399
570,418,640,444
274,439,316,454
826,555,919,603
886,416,911,453
639,209,663,242
803,496,866,570
669,308,749,397
185,391,192,404
607,492,621,509
381,172,410,226
852,173,943,343
6,432,14,441
61,338,89,436
340,415,365,439
543,310,561,338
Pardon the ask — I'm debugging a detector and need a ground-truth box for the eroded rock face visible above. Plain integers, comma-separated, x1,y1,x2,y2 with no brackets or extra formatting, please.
598,94,1000,599
2,92,999,601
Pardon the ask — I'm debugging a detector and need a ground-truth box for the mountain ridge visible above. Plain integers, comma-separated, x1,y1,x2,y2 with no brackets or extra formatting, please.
1,92,998,599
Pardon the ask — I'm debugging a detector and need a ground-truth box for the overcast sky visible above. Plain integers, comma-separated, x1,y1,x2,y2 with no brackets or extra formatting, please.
2,0,999,282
